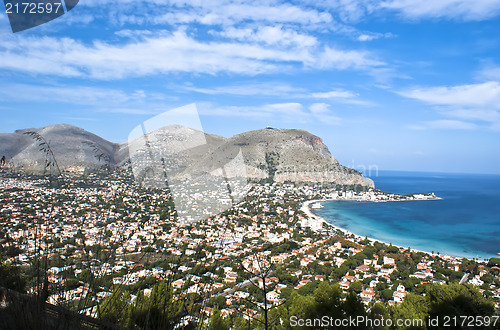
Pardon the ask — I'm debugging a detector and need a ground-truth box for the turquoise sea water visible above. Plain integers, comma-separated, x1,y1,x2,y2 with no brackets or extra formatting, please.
312,171,500,260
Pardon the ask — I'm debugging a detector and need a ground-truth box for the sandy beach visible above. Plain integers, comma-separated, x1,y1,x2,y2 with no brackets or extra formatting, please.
301,199,463,260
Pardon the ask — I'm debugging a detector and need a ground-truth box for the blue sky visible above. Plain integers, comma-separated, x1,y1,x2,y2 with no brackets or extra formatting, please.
1,0,500,174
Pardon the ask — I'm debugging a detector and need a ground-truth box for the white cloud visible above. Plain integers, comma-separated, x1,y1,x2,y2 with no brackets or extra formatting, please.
304,0,500,21
399,81,500,129
183,82,305,97
201,3,332,26
312,89,357,99
182,83,374,105
477,64,500,81
0,10,10,33
358,34,376,41
198,101,342,125
309,103,341,125
305,0,377,22
357,32,395,41
311,89,373,105
410,120,478,130
0,84,130,104
69,0,394,45
199,102,310,123
399,82,500,108
0,83,171,114
81,0,333,27
309,103,330,113
215,25,318,47
0,1,392,80
0,30,383,79
314,46,384,70
380,0,500,20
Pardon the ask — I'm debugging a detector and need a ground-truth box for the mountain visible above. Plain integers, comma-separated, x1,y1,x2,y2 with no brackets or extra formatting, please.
0,124,123,174
0,124,374,188
188,128,374,187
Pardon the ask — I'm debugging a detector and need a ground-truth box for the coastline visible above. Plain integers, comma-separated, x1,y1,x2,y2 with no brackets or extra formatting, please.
301,199,480,262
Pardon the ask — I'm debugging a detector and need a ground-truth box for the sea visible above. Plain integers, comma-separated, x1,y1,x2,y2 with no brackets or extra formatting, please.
312,170,500,260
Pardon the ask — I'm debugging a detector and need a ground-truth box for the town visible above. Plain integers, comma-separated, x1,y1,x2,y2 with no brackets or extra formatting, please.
0,167,499,328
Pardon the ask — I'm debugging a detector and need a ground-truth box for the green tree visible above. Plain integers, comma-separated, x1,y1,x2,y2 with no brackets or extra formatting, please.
391,293,428,330
131,281,184,329
380,288,393,302
368,303,390,330
287,292,316,327
481,273,494,284
390,283,496,329
98,288,132,327
99,281,184,329
232,315,251,330
349,281,363,294
280,283,367,329
208,308,229,330
312,282,343,319
426,283,495,321
0,262,26,292
487,257,500,266
342,291,367,327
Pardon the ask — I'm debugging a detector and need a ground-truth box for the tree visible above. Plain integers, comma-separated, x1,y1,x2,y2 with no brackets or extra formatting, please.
312,282,343,319
98,288,133,326
380,288,393,302
240,252,282,329
481,273,494,285
208,308,229,330
391,293,428,330
391,283,496,329
209,295,227,310
130,281,184,329
349,281,363,294
426,283,494,320
487,257,500,266
232,314,250,330
369,303,390,330
343,291,367,324
286,292,316,324
0,262,26,292
98,281,184,329
275,282,367,329
78,268,92,282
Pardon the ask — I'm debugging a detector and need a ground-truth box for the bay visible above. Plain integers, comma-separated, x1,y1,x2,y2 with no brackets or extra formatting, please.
312,170,500,260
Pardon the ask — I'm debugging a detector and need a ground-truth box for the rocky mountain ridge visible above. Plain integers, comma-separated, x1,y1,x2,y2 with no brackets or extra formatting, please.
0,124,374,188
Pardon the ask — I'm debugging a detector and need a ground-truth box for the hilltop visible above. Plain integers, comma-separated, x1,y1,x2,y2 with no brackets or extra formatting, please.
0,124,374,188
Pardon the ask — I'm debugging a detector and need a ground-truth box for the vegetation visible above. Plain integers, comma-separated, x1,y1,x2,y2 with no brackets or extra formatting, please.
0,261,26,292
392,283,496,329
1,156,499,329
98,281,186,329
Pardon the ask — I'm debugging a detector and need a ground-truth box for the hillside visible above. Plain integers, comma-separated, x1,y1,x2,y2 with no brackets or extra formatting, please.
0,124,374,188
0,124,122,173
188,128,374,187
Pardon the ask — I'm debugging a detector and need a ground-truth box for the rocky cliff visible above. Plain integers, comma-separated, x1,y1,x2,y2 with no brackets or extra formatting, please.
191,128,374,187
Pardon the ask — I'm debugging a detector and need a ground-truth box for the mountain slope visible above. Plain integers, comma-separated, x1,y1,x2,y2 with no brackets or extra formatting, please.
0,124,374,188
190,128,374,187
0,124,119,173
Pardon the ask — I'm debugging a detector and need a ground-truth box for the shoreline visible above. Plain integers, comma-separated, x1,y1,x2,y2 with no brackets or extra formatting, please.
301,199,488,262
302,199,418,254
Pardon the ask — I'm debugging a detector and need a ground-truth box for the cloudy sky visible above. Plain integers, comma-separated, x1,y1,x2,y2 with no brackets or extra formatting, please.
1,0,500,174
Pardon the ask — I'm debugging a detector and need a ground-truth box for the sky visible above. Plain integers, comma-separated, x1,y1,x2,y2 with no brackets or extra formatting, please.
0,0,500,174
